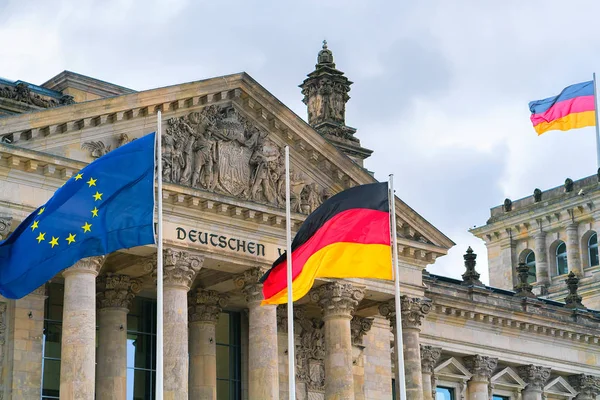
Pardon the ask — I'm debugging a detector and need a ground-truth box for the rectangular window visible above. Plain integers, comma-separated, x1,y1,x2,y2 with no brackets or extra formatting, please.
436,387,455,400
493,396,510,400
216,311,241,400
42,283,64,400
126,297,157,400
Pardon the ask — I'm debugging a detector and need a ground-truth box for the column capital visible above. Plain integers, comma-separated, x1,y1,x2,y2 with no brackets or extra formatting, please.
0,215,12,240
380,298,432,330
350,316,373,346
189,289,228,323
568,374,600,399
233,267,268,303
163,248,203,290
518,365,551,391
420,345,442,374
63,256,105,278
310,282,364,319
464,355,498,382
97,273,142,310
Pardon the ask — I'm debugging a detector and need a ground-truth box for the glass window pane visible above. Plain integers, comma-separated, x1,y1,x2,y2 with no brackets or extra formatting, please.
216,345,230,379
44,322,62,359
591,246,599,267
217,379,231,400
216,313,230,345
127,333,153,369
128,369,152,400
436,387,454,400
42,359,61,397
590,233,598,246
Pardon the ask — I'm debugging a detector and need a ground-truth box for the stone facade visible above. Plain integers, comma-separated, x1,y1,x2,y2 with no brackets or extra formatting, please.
0,43,598,400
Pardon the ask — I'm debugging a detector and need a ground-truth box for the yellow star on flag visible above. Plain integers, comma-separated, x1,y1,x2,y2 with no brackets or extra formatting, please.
91,207,99,217
75,173,83,181
66,233,76,244
49,236,59,248
87,177,97,187
82,222,92,233
93,191,103,201
36,232,46,243
30,220,39,231
38,207,45,215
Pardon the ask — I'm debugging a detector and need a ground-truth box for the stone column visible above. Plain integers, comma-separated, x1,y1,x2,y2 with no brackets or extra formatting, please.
420,345,442,400
464,355,498,400
311,282,365,400
60,256,104,400
234,268,279,400
188,289,227,400
566,222,584,275
379,296,431,400
351,316,374,400
162,248,203,400
518,365,551,400
96,274,141,400
533,231,550,288
568,374,600,400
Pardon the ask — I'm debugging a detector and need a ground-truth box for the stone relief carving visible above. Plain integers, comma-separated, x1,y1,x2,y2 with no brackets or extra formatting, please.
518,365,551,391
161,106,326,214
162,248,204,289
0,82,74,108
464,355,498,381
568,374,600,399
82,133,133,159
310,282,364,318
350,316,373,346
296,308,326,393
0,216,11,241
189,289,228,323
97,273,142,309
233,267,269,303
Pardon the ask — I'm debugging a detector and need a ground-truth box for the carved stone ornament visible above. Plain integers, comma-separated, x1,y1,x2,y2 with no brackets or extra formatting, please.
189,289,228,323
63,256,105,277
400,296,432,329
503,198,512,212
160,105,326,214
310,282,364,319
568,374,600,399
462,247,484,287
514,262,536,299
533,188,542,202
97,273,142,309
162,248,203,290
518,365,551,391
0,82,74,108
420,345,442,374
296,309,325,392
0,216,11,240
350,316,373,346
464,355,498,382
82,133,133,159
233,267,268,303
564,271,586,310
565,178,574,193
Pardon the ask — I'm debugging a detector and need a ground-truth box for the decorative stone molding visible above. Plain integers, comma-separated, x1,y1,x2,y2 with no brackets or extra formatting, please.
518,365,551,391
0,216,11,240
567,374,600,399
464,355,498,382
233,267,268,303
97,273,142,309
188,289,228,323
0,82,74,108
350,316,373,346
462,247,484,287
63,256,105,277
310,282,364,319
420,345,442,374
400,296,432,329
514,262,536,298
162,248,203,290
564,272,586,310
82,133,133,159
276,305,290,333
296,310,325,392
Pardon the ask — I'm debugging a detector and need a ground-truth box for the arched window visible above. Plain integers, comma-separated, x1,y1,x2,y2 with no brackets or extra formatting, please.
556,241,568,275
525,250,536,283
589,233,599,267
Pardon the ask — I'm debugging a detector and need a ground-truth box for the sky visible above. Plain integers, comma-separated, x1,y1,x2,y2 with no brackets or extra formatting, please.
2,0,600,284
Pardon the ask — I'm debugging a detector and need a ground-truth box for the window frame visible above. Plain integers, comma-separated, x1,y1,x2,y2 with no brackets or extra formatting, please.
588,232,599,268
555,241,568,276
524,250,536,284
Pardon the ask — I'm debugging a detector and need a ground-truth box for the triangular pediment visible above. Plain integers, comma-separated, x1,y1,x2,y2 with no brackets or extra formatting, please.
491,367,526,390
0,72,453,262
544,377,578,399
434,357,472,381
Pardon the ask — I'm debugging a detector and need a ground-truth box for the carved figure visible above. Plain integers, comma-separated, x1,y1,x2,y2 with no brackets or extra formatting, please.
290,173,307,212
301,183,322,214
81,141,111,158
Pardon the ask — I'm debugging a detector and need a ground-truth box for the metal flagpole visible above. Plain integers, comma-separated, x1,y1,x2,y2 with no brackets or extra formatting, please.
389,174,407,400
285,146,297,400
156,111,164,400
593,73,600,170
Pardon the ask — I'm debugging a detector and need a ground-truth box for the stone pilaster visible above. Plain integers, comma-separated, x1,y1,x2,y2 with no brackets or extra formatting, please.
234,267,279,400
566,222,583,275
464,355,498,400
311,282,365,400
518,365,551,400
351,316,373,400
96,274,141,400
379,297,431,400
276,305,290,400
363,317,393,400
568,374,600,400
533,232,550,288
60,256,104,400
420,346,442,400
162,248,203,400
189,289,227,400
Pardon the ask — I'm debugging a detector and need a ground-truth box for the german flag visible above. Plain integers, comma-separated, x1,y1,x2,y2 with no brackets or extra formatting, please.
260,182,392,305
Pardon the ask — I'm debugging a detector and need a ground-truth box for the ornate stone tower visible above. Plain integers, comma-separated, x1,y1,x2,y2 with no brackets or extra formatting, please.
300,41,372,165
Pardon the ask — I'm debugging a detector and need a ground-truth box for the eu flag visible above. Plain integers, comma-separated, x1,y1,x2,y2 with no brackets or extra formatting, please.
0,132,156,299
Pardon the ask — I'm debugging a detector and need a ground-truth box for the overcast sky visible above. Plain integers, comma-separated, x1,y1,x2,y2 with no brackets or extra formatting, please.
3,0,600,284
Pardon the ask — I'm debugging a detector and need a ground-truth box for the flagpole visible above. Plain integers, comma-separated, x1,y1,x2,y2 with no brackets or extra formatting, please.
593,73,600,170
285,146,297,400
156,111,164,400
389,174,407,400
